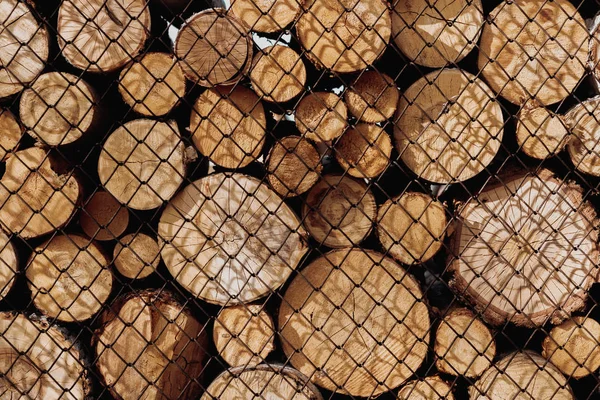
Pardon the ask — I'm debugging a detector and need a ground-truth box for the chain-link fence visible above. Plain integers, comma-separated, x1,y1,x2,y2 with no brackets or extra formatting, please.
2,0,600,398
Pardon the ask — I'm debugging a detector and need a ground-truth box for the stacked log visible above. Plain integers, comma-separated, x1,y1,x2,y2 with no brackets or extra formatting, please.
80,191,130,241
566,97,600,176
0,232,17,301
334,123,392,178
0,109,22,160
249,45,306,103
397,376,454,400
113,233,160,279
296,92,348,142
344,71,399,123
516,103,569,159
229,0,300,33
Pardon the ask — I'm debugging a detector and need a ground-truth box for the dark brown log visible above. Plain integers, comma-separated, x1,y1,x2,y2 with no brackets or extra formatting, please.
80,191,129,241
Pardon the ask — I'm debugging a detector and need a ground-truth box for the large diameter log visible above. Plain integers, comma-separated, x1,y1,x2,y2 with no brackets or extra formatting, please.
95,290,208,400
175,9,252,86
0,312,90,399
0,0,49,98
302,174,376,248
118,52,186,117
377,192,446,265
335,123,392,178
0,231,17,301
58,0,150,72
202,364,323,400
266,135,322,197
296,92,347,142
450,170,599,327
98,119,186,210
27,234,113,322
113,233,160,279
279,249,430,396
80,191,130,241
20,72,98,146
213,304,275,367
434,308,496,378
158,173,307,305
470,351,574,399
297,0,391,73
394,69,503,184
392,0,483,68
249,45,306,103
397,376,454,400
542,316,600,379
516,103,569,159
229,0,300,33
0,108,23,161
344,71,399,123
566,97,600,176
190,86,266,169
0,148,80,239
478,0,588,105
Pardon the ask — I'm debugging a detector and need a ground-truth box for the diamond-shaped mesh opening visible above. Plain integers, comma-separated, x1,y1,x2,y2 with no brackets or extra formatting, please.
1,0,600,399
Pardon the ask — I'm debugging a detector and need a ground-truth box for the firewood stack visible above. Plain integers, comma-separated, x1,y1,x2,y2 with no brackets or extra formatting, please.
1,0,600,399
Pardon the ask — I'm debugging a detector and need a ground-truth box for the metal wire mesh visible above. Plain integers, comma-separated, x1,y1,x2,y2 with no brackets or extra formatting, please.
1,0,600,398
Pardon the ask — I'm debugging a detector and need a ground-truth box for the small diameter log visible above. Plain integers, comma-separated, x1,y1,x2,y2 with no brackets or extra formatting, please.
516,104,569,159
434,308,496,378
213,304,275,367
0,148,80,239
159,173,307,305
118,52,186,117
80,191,129,241
0,231,17,301
344,71,399,123
27,234,112,322
57,0,150,72
279,249,430,396
20,72,97,146
470,351,574,399
95,290,208,400
296,92,348,142
566,97,600,176
190,86,266,169
392,0,483,68
113,233,160,279
335,123,392,178
250,45,306,103
478,0,588,105
302,174,376,248
98,119,186,210
395,69,503,183
450,170,599,327
175,9,252,86
0,312,90,399
0,108,23,160
542,316,600,379
297,0,391,73
229,0,300,33
202,364,323,400
397,376,454,400
266,135,322,197
377,192,446,265
0,0,49,98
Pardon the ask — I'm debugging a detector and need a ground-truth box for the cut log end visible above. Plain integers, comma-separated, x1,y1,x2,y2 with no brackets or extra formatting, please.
0,231,17,301
377,192,447,265
229,0,300,33
296,92,348,143
0,0,49,98
250,45,306,103
58,0,150,72
118,52,186,117
0,148,80,239
20,72,97,146
335,123,392,178
566,97,600,177
175,10,252,86
190,86,266,169
113,233,160,279
303,174,376,248
434,308,496,378
27,234,112,322
279,249,430,396
266,136,322,197
95,291,208,400
0,108,23,161
213,304,275,367
344,71,399,123
98,119,186,210
516,105,569,159
80,191,129,241
542,316,600,379
397,376,454,400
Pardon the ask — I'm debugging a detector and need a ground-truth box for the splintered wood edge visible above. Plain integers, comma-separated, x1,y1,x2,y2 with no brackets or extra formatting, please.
448,169,600,327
